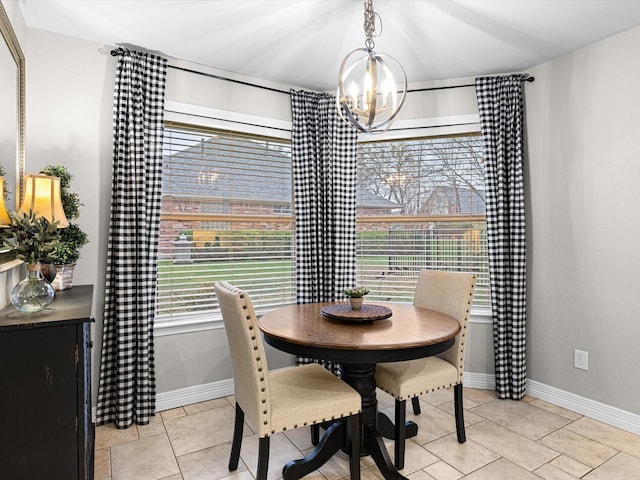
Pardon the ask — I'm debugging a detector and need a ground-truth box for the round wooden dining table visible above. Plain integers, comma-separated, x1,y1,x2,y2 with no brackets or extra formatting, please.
259,301,461,480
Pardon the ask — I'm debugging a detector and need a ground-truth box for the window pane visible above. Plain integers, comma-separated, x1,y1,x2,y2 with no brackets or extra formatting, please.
158,124,489,321
158,124,295,319
356,135,489,308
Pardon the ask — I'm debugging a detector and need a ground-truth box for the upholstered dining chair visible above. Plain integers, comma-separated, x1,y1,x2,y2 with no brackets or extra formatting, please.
375,269,476,470
214,281,362,480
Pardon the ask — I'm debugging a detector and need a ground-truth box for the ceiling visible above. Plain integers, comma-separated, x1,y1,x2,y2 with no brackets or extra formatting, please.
18,0,640,91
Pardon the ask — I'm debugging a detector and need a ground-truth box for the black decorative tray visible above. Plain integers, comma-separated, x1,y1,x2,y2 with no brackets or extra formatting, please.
321,303,392,322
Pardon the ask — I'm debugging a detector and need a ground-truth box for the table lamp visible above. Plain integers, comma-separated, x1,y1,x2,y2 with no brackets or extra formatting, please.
18,174,68,227
0,177,10,226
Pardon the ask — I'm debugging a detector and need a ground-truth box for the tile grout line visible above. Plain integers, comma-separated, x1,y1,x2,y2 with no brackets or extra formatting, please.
99,389,636,480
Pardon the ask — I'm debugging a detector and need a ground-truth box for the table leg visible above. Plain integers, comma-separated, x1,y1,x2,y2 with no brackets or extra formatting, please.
366,425,408,480
282,421,346,480
341,363,410,480
377,411,418,439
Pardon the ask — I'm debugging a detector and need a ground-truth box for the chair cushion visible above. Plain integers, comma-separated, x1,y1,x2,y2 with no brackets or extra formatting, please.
375,356,458,400
267,363,361,435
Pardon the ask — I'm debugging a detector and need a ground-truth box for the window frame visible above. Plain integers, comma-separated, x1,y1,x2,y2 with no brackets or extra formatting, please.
157,102,293,336
156,102,490,336
348,113,491,322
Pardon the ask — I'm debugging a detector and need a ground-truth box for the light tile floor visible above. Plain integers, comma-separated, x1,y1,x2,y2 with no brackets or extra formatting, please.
94,388,640,480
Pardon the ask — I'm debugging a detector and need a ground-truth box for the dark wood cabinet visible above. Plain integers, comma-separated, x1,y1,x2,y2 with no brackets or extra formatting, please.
0,285,94,480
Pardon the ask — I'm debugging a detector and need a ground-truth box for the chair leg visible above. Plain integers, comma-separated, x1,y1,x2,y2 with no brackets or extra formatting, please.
394,398,407,470
310,424,320,445
347,414,361,480
257,436,270,480
229,403,244,470
411,396,421,415
454,383,466,443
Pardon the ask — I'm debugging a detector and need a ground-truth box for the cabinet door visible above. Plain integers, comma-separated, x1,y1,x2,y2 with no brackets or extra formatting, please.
0,324,79,478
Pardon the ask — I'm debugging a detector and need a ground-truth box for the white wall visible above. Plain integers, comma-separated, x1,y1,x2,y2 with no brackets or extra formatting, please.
23,28,114,403
526,25,640,414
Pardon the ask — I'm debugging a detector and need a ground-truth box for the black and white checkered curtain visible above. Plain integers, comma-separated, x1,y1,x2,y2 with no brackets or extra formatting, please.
290,90,358,375
96,49,167,428
475,75,528,400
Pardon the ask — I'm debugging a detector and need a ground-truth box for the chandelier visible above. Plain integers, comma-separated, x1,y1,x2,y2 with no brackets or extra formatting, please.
337,0,407,134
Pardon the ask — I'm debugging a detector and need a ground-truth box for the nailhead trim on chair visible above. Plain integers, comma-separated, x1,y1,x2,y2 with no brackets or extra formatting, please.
237,291,272,432
378,274,477,402
268,410,358,436
455,277,475,373
235,286,362,438
377,382,459,401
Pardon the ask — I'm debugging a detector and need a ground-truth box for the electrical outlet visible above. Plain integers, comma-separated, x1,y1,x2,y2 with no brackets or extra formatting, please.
574,349,589,370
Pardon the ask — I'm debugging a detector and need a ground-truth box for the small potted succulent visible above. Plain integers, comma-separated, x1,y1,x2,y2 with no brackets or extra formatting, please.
343,286,370,311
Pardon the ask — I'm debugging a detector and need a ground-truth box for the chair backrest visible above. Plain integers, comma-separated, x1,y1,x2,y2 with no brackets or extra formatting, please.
413,269,476,380
214,281,272,435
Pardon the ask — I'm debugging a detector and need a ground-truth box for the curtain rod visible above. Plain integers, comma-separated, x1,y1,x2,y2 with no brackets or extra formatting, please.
110,49,534,94
169,65,534,95
408,75,534,93
169,65,292,95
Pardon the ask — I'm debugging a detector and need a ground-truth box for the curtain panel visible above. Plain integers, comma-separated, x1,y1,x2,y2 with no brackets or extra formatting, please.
475,75,528,400
96,49,168,428
290,90,358,375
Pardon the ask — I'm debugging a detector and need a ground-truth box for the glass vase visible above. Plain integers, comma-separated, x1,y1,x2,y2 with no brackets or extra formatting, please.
10,263,55,312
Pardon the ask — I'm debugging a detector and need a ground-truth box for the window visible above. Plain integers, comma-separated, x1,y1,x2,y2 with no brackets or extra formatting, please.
157,123,295,325
355,134,490,309
157,120,489,331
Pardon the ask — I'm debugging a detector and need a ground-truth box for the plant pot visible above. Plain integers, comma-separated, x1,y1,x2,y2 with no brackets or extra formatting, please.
350,297,364,311
52,264,76,291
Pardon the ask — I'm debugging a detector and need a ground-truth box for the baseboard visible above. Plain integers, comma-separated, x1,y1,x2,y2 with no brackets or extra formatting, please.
94,374,640,437
155,378,235,412
463,373,640,436
526,379,640,436
91,379,235,422
464,371,496,390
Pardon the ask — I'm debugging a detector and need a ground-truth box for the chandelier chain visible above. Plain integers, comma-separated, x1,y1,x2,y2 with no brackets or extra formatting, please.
363,0,376,50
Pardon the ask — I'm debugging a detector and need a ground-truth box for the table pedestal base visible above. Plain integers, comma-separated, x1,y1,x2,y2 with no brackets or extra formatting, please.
342,363,415,480
281,362,417,480
377,411,418,440
283,421,347,480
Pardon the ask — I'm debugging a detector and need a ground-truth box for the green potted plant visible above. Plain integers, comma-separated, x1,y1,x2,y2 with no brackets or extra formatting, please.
39,165,89,290
2,210,61,311
343,286,370,311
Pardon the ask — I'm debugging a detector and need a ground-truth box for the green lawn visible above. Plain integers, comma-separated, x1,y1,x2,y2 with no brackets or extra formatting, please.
156,255,490,315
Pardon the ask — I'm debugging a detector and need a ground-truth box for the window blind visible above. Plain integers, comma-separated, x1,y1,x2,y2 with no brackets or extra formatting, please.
355,134,490,308
157,124,295,320
158,125,489,322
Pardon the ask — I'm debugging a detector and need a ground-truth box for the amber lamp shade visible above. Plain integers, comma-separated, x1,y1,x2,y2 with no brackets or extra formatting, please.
0,177,10,226
19,174,68,227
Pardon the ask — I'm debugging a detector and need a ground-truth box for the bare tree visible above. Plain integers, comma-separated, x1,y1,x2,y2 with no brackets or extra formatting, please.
358,136,485,215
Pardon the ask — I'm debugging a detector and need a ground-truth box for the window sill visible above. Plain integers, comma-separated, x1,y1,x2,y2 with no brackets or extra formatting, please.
154,313,224,337
156,305,492,336
470,308,492,324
